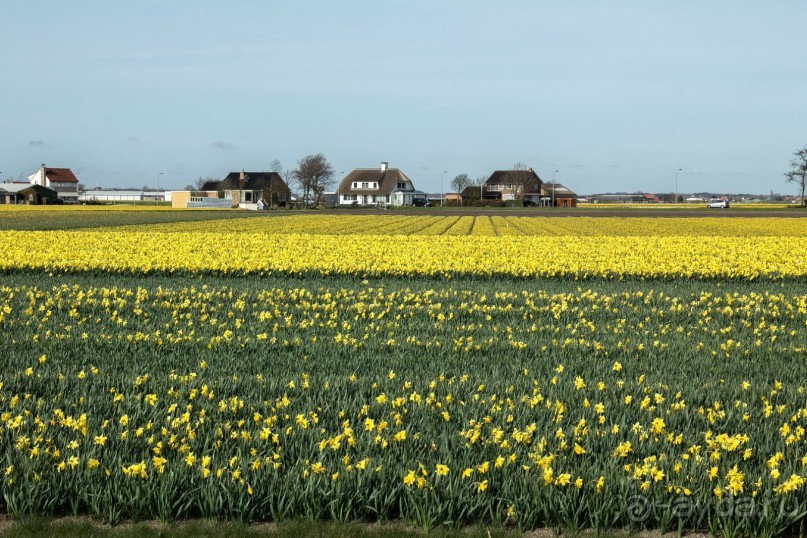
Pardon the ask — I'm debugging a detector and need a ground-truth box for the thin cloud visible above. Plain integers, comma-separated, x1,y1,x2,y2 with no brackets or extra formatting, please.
567,164,586,169
27,140,49,148
211,140,235,150
127,136,140,143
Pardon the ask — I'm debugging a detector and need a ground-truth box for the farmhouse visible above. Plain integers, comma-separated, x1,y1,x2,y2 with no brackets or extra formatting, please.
195,171,292,209
482,169,543,203
337,162,418,206
28,164,80,203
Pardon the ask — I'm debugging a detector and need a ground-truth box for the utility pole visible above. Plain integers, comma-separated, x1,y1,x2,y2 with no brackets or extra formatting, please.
551,170,559,207
440,170,447,208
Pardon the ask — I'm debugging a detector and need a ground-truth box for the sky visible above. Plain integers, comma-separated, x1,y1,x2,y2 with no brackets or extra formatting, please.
2,1,806,195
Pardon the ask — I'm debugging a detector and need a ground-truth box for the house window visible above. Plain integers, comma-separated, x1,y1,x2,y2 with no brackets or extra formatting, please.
343,195,356,201
361,182,369,189
278,193,286,201
396,182,407,189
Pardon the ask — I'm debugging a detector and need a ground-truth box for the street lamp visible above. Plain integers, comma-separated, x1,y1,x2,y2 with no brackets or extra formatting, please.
551,170,559,207
440,170,447,208
675,168,682,204
157,172,164,191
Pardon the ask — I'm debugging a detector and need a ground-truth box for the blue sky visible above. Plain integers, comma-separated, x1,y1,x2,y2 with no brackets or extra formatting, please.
2,1,806,195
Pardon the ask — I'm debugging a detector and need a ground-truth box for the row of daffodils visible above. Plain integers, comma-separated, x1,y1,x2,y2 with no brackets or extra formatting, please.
1,230,806,279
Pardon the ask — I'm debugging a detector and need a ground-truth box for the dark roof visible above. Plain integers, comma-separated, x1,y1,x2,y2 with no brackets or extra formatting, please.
217,172,290,192
200,181,220,191
485,169,543,187
44,168,79,183
338,168,414,195
541,182,577,197
0,184,57,196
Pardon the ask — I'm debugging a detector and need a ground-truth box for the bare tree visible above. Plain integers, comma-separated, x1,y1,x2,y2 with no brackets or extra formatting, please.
293,153,335,208
459,175,488,202
269,159,283,173
450,173,472,193
508,163,535,200
785,146,807,206
188,176,215,190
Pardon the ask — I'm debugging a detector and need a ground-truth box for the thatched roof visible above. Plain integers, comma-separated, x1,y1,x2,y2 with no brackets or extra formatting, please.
338,168,414,195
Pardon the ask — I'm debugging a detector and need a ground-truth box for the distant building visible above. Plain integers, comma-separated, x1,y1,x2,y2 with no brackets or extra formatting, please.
171,190,230,209
541,183,578,207
222,171,290,207
28,164,79,203
1,182,58,204
337,162,418,206
593,193,657,204
483,169,543,202
198,171,292,209
78,189,170,203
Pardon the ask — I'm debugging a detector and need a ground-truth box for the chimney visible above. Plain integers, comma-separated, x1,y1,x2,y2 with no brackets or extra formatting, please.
39,164,46,186
380,162,388,172
239,169,246,181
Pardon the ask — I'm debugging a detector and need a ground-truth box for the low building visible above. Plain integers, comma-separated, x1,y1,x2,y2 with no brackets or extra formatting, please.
592,193,654,204
541,182,577,207
321,191,339,206
78,189,170,203
337,162,418,206
171,191,231,209
0,182,59,204
28,165,80,203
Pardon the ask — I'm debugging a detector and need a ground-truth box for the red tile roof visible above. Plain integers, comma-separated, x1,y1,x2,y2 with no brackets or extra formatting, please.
45,168,79,183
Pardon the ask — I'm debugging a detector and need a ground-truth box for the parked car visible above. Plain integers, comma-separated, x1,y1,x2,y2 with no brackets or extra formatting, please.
706,199,729,209
412,198,432,207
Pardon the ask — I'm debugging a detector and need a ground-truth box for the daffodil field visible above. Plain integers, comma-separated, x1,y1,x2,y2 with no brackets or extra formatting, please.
1,209,807,535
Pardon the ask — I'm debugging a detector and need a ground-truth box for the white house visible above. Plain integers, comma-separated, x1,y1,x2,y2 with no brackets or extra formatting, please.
337,162,418,206
28,164,79,203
